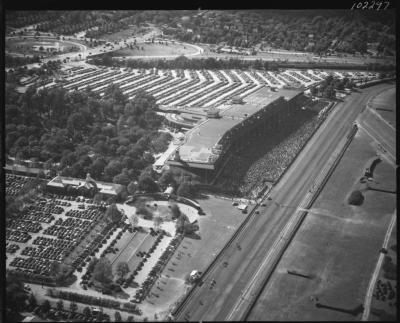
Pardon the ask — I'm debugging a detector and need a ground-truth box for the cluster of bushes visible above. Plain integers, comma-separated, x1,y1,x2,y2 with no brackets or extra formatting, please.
382,255,397,280
47,289,122,310
348,190,364,205
122,302,142,315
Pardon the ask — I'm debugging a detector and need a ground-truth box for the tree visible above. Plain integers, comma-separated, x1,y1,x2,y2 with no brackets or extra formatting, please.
153,216,163,230
175,213,189,234
83,306,91,318
56,299,64,311
96,311,103,321
158,170,176,189
6,272,28,316
323,85,336,100
115,311,122,322
138,175,159,193
170,203,181,219
50,261,69,285
126,315,135,322
127,181,137,195
116,262,130,278
69,301,78,313
93,257,114,287
310,86,318,96
41,300,51,314
87,257,99,272
113,169,131,186
28,293,37,310
105,203,123,223
348,190,364,205
129,213,139,228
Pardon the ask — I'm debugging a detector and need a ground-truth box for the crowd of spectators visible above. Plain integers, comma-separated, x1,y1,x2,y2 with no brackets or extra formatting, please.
216,102,322,197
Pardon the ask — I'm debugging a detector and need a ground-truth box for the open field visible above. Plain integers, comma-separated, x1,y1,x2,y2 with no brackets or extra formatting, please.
246,123,396,321
114,42,198,57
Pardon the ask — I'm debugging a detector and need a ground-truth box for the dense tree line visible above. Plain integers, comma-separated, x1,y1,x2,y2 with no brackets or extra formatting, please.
160,10,395,55
90,52,395,72
5,77,169,194
5,54,41,67
312,74,355,99
7,10,395,56
90,54,281,71
6,11,60,29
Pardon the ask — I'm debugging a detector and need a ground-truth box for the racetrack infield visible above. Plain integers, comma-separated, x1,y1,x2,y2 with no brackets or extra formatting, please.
114,42,197,57
247,126,396,321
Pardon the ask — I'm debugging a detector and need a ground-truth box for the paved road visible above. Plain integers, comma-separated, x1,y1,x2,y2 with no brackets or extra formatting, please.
173,83,394,322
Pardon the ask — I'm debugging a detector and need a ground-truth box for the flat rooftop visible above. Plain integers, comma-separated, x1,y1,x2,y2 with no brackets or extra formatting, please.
48,176,123,196
175,88,302,165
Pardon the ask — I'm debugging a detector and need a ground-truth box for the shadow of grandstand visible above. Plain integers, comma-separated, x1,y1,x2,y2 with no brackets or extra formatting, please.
315,302,364,317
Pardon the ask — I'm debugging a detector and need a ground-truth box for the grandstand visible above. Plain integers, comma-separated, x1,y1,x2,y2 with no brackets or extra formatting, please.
166,87,304,179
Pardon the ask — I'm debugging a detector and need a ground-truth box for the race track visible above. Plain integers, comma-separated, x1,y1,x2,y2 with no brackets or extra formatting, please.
173,83,394,322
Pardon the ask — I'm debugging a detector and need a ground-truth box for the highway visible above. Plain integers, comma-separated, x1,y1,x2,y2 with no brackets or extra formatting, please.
173,83,394,322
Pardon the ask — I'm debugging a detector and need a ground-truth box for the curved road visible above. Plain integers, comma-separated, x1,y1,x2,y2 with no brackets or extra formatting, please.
173,83,394,322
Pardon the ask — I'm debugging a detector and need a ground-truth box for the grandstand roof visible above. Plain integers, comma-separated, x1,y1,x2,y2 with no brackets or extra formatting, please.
174,88,302,167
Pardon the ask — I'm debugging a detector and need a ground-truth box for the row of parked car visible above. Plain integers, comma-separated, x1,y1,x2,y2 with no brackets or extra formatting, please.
21,245,66,261
133,234,183,303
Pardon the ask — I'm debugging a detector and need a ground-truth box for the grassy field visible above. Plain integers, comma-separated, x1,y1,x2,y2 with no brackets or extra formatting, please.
6,38,80,56
139,195,248,319
105,231,152,272
248,128,396,321
114,42,197,57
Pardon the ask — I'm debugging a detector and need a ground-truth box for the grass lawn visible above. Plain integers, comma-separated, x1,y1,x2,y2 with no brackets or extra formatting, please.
6,38,80,57
248,129,396,321
114,43,197,57
105,231,152,272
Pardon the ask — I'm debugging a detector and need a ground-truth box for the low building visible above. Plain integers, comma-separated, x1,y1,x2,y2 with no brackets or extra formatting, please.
4,164,50,178
47,174,123,199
